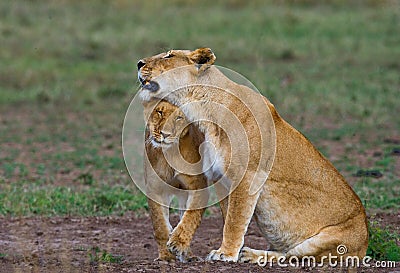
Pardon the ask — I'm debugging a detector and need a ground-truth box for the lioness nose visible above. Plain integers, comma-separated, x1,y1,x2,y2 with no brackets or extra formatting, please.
161,132,171,139
137,60,146,70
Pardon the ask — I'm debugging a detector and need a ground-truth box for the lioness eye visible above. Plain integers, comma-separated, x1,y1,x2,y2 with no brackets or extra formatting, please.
163,51,174,59
156,110,163,117
176,116,183,121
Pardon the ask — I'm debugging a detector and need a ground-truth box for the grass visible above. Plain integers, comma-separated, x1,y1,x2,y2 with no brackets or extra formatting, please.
356,178,400,211
0,179,147,216
88,246,124,264
1,0,400,128
353,147,400,212
0,0,399,262
367,221,400,261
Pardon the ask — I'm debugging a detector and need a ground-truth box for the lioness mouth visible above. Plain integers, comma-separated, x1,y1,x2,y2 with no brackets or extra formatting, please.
151,138,172,148
139,77,159,92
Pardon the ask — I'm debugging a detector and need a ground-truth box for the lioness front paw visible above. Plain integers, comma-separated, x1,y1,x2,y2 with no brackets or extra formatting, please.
206,248,238,262
167,235,191,262
154,250,176,262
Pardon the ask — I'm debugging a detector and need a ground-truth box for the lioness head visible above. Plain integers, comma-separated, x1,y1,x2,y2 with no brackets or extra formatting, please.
137,48,216,92
146,100,190,148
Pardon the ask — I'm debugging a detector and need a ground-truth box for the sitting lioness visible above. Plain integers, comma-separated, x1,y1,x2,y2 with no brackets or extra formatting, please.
143,100,227,262
138,48,368,263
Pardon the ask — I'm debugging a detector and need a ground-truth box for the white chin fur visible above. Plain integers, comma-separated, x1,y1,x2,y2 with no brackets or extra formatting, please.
150,139,162,148
150,139,173,149
139,89,152,101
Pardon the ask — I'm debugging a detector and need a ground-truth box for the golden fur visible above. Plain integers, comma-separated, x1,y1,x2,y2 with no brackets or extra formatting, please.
138,48,368,263
144,100,216,262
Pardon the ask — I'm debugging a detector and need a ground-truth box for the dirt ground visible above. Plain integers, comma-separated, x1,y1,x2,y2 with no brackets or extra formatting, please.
0,213,398,273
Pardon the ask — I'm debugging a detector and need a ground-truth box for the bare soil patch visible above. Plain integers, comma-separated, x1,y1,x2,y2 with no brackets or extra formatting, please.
0,214,398,273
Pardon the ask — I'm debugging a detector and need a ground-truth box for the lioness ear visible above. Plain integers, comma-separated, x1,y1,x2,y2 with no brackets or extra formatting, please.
142,99,159,122
188,48,216,67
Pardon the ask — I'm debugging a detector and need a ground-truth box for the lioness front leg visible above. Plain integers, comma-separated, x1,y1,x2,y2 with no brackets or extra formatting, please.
167,208,205,262
214,181,229,222
167,175,208,262
148,198,175,261
206,173,261,262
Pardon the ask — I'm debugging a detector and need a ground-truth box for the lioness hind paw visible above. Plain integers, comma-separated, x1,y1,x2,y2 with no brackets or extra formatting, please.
239,247,285,264
206,249,238,262
238,247,260,263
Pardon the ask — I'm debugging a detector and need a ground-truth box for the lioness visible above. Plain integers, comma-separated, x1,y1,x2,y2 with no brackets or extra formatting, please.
144,100,226,262
138,48,368,263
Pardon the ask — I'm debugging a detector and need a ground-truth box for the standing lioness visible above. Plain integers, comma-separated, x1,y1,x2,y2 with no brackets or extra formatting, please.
137,48,368,263
143,100,210,262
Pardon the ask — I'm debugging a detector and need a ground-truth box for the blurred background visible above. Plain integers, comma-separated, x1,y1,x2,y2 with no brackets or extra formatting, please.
0,0,399,254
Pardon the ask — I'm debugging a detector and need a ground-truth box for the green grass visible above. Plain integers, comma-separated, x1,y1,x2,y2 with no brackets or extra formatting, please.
367,221,400,261
353,148,400,212
0,179,147,216
1,0,399,128
88,246,124,264
355,178,400,211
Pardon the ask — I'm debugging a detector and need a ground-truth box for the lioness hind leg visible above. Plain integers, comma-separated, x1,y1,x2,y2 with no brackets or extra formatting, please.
239,213,368,265
286,213,368,261
239,247,284,264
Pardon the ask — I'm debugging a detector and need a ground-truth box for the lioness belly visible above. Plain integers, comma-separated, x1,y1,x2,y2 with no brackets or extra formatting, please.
254,189,307,252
